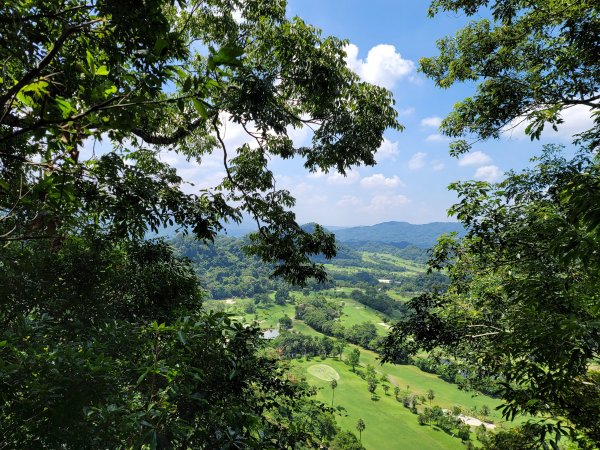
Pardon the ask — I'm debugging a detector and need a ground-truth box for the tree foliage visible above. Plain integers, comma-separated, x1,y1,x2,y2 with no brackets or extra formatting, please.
0,0,401,447
422,0,599,153
384,147,600,446
0,0,401,284
383,1,600,446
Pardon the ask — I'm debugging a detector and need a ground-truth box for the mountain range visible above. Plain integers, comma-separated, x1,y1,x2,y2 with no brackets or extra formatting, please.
331,221,465,248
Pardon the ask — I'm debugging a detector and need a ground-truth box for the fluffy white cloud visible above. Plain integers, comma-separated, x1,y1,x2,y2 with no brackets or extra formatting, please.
307,169,326,179
458,151,492,167
344,43,415,89
503,104,595,141
431,161,445,171
474,165,502,182
360,173,404,189
421,116,442,128
408,152,427,170
327,170,360,185
425,133,450,143
376,138,400,160
365,194,410,212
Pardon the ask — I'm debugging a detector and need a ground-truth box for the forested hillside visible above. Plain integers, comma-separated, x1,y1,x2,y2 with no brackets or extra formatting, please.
171,233,447,299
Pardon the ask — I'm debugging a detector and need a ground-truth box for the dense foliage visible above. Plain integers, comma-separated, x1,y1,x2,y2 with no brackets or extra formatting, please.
384,149,600,446
0,0,400,447
0,0,400,283
0,238,334,448
383,1,600,447
422,0,599,154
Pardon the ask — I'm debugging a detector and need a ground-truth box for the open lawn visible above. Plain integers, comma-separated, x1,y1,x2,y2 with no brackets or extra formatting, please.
296,357,464,450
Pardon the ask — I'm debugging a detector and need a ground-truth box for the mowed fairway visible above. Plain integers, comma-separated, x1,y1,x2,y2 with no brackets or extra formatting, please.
298,358,463,450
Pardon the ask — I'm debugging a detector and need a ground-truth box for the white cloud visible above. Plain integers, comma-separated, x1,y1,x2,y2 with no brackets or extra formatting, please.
397,107,416,116
458,151,492,167
307,169,326,179
293,182,315,194
421,116,442,128
408,152,427,170
376,138,400,160
431,160,445,171
327,170,360,185
503,104,595,141
474,165,502,182
365,194,410,212
344,43,415,89
307,194,328,205
360,173,404,189
425,133,450,143
336,195,362,207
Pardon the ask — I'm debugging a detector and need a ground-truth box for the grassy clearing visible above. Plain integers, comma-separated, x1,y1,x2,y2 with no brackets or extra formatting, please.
296,357,464,450
307,363,340,381
360,252,426,274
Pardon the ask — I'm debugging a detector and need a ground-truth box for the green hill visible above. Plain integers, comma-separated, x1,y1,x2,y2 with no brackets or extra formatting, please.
333,221,465,248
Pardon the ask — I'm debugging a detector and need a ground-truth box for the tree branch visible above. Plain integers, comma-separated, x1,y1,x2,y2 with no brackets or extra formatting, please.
0,18,104,119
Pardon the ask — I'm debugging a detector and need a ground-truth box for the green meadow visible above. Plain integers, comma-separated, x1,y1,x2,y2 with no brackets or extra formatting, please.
204,283,520,449
296,356,464,450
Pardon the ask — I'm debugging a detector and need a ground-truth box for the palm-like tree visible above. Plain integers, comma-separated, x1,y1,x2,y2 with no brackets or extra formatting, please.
356,418,366,442
427,389,435,406
330,379,338,407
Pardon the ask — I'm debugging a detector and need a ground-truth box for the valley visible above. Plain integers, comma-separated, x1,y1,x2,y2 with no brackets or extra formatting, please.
183,223,512,449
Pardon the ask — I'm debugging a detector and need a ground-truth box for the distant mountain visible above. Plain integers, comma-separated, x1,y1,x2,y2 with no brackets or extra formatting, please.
332,221,465,248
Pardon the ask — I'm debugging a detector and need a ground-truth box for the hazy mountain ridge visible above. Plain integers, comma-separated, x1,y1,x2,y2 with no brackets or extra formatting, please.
331,221,465,248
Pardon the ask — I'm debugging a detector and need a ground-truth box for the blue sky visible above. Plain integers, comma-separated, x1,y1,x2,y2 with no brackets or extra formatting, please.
262,0,592,226
88,1,593,228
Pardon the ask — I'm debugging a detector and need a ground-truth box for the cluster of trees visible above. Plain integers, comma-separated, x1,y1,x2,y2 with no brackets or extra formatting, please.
350,288,408,317
295,297,381,350
360,365,391,400
412,355,503,398
384,0,600,447
274,332,345,360
174,235,336,299
417,406,471,443
0,0,400,447
172,234,277,299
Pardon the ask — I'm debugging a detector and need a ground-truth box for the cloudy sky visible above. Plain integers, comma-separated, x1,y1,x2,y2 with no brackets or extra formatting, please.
251,0,591,226
105,1,594,228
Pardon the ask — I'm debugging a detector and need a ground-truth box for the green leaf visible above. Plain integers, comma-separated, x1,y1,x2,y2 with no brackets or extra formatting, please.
54,97,73,118
177,330,187,345
192,99,208,119
86,50,96,74
136,370,149,386
96,65,109,76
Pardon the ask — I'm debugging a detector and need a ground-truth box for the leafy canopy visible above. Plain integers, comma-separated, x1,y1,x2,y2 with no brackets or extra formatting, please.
421,0,599,154
0,0,401,284
384,1,600,447
0,0,401,448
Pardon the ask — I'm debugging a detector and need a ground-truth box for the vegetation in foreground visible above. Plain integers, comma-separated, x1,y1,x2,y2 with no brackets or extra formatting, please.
0,0,598,448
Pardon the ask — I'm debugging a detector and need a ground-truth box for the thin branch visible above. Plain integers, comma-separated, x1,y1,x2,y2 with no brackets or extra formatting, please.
212,116,266,237
0,18,104,121
467,332,501,338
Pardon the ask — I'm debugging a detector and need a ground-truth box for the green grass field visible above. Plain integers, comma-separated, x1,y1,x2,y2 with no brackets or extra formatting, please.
296,357,464,450
205,284,524,448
